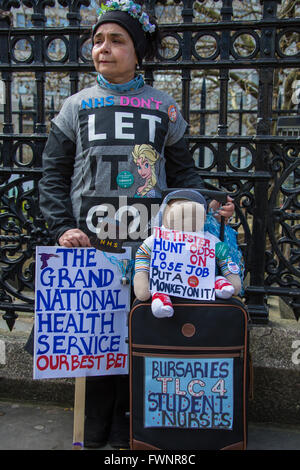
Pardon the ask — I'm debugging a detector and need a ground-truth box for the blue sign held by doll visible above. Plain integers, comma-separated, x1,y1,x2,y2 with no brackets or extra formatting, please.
149,226,217,301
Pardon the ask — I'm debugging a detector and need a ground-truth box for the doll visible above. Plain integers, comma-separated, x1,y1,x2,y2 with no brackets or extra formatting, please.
134,189,242,318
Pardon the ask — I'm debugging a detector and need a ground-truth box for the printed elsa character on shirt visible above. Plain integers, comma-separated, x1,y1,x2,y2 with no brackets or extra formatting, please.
132,144,161,198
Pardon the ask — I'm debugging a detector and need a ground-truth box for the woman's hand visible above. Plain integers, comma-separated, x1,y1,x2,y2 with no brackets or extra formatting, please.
58,228,91,247
209,196,235,223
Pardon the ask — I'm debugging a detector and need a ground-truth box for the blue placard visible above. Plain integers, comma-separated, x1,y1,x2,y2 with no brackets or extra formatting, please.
144,357,234,430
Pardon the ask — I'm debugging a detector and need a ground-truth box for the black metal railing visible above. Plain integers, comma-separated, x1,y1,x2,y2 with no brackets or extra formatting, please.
0,0,299,329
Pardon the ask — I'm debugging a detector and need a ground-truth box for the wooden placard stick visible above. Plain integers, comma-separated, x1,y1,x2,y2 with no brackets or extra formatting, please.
72,376,86,450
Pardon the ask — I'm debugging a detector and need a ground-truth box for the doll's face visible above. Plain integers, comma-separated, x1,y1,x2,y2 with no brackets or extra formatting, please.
162,199,206,232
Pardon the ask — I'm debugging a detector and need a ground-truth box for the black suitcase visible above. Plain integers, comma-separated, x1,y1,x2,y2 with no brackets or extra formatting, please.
129,296,250,450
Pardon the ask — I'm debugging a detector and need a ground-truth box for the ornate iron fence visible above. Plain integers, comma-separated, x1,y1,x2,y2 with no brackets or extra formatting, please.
0,0,299,329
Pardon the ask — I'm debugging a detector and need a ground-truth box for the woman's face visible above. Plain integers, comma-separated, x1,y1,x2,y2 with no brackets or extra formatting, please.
137,157,151,179
92,23,138,84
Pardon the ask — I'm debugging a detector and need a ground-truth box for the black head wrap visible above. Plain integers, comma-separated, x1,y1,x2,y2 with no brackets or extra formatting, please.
92,10,148,67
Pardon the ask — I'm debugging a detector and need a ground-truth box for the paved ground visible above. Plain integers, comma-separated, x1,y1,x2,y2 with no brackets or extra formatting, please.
0,400,299,451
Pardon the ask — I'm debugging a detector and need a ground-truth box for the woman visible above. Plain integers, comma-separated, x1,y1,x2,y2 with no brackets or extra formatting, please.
38,1,235,448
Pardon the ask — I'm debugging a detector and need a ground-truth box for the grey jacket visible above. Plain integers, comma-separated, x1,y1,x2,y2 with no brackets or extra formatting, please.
39,83,206,242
